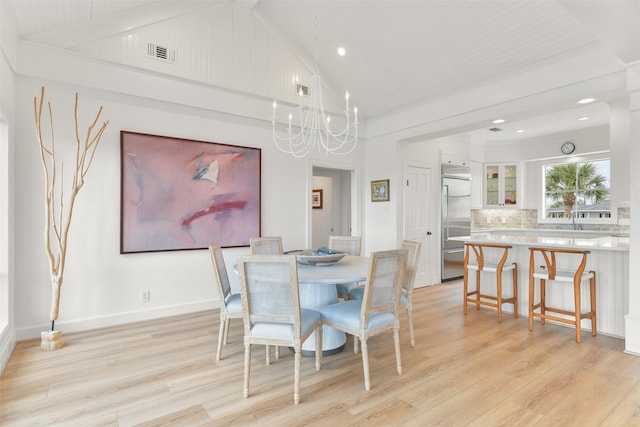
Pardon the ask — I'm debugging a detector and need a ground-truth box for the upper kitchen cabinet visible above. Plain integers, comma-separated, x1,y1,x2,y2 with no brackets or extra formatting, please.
484,163,518,207
441,152,469,167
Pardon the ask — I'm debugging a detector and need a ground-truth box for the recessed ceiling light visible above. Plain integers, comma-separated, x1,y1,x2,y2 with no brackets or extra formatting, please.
515,129,524,133
577,98,595,104
493,119,505,124
337,47,346,56
578,116,590,121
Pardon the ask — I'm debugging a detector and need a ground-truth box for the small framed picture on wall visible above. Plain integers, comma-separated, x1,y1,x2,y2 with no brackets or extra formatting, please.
312,189,323,209
371,179,390,202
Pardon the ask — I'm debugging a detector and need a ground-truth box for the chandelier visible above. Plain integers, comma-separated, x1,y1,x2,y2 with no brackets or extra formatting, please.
271,18,358,158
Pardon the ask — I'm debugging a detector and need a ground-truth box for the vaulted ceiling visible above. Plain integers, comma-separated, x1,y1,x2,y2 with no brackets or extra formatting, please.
2,0,639,142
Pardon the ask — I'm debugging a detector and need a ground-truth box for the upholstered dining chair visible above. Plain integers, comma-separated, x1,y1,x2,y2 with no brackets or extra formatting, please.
250,236,283,254
237,254,323,404
209,243,243,361
350,240,421,347
320,249,408,391
329,235,362,300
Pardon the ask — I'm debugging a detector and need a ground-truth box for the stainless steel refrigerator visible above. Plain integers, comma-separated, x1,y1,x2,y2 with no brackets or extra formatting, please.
441,165,471,281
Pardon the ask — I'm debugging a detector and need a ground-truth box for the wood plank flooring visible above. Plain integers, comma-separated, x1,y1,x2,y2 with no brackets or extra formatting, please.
2,281,640,426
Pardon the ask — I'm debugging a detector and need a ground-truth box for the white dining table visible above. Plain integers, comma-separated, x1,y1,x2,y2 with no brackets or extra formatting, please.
296,255,369,355
233,255,370,355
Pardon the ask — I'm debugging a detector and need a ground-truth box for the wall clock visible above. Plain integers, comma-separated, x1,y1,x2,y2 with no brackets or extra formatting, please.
561,141,575,154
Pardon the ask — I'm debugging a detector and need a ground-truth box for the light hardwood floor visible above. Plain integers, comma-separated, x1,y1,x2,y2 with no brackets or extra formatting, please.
2,281,640,426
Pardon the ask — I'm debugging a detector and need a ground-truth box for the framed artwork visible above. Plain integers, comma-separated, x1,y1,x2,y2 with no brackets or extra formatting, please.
371,179,390,202
120,131,261,253
312,189,323,209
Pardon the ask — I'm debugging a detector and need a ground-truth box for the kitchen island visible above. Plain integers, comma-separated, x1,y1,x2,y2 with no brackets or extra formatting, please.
451,232,629,338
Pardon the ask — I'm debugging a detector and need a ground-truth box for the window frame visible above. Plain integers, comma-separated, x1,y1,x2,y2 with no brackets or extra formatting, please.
537,153,614,226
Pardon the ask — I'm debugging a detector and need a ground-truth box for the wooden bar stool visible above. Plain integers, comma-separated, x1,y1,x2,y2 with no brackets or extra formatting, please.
528,247,596,343
463,243,518,323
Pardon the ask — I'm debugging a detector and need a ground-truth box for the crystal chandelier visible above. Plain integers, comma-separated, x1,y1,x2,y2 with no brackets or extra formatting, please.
271,18,358,158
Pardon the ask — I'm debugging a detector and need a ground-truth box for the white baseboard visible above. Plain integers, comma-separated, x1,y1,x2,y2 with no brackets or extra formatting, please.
0,325,17,375
15,299,221,340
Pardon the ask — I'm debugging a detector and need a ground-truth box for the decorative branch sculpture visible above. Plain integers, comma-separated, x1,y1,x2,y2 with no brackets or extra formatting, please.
34,87,109,332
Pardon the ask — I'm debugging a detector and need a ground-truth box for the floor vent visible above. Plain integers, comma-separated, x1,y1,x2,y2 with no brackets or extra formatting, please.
296,83,309,96
489,127,503,132
147,43,176,63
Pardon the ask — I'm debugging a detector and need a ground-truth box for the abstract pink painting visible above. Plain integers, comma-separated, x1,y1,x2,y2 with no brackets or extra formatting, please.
120,131,261,253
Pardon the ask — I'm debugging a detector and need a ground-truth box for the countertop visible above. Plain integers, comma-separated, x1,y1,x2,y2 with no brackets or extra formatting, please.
450,233,630,252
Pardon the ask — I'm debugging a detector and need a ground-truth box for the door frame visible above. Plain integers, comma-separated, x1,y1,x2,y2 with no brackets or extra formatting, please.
307,159,362,250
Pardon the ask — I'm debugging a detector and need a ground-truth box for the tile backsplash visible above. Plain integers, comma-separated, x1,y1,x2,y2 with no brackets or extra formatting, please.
472,208,630,235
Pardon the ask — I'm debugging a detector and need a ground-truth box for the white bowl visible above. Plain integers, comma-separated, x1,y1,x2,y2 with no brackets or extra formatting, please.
296,252,346,266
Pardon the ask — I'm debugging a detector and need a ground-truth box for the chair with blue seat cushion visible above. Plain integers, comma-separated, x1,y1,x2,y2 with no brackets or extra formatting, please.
329,235,362,300
209,243,243,361
528,246,596,343
350,240,422,347
463,242,518,323
237,254,322,404
321,249,407,391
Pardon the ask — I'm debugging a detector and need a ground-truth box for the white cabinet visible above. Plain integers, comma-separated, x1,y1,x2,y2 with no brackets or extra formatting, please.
484,163,518,207
441,152,469,167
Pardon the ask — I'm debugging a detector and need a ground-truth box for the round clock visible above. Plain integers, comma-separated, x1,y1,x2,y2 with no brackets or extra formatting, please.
561,141,575,154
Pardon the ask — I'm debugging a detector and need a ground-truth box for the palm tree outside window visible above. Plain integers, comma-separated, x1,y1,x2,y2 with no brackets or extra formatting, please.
544,160,610,221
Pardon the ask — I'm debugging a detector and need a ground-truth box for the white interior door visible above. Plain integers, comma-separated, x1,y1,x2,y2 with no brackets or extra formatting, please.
404,165,436,287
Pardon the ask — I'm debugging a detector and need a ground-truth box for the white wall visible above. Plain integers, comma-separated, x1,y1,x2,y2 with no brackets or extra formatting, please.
0,9,17,373
11,52,364,339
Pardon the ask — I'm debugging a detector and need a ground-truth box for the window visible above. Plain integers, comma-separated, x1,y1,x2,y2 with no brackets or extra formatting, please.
543,159,610,221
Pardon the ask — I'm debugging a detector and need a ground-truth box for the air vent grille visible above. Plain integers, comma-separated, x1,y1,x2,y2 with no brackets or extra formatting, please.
147,43,176,63
296,83,309,96
488,127,503,132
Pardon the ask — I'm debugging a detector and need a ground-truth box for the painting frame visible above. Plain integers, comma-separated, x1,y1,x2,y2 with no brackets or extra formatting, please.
312,189,323,209
120,131,261,254
371,179,390,202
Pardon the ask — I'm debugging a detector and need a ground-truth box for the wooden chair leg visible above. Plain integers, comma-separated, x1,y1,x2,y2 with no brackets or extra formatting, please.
463,268,469,314
361,337,370,391
540,279,546,325
497,270,503,323
590,272,597,336
294,349,301,404
407,306,415,348
528,273,535,332
223,318,231,344
574,278,582,343
216,317,225,361
475,270,481,310
243,344,251,399
265,345,271,366
354,336,359,354
315,328,322,371
512,264,518,318
394,325,402,375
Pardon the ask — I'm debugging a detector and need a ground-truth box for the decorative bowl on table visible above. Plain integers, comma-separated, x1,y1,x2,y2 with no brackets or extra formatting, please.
296,247,346,266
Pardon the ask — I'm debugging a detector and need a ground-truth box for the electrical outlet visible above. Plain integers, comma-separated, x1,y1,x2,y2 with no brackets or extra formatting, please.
501,217,507,224
486,217,491,224
140,290,150,303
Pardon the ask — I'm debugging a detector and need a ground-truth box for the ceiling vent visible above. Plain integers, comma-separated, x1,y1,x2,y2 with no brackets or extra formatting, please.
488,127,503,132
296,83,309,96
147,43,176,63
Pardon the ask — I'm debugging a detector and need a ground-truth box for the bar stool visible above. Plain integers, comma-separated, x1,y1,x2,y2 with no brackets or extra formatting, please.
528,247,596,343
463,243,518,323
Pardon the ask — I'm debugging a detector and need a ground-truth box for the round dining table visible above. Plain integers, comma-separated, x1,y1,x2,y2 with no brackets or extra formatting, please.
296,255,369,355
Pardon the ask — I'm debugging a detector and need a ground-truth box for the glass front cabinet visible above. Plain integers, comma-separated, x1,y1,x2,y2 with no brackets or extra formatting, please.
484,163,518,207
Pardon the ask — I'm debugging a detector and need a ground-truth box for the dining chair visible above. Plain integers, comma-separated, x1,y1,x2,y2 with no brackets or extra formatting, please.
320,249,408,391
209,243,243,361
250,236,283,254
329,235,362,300
350,240,422,347
237,254,323,404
